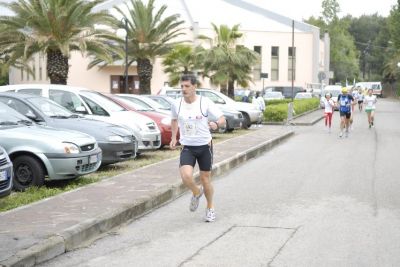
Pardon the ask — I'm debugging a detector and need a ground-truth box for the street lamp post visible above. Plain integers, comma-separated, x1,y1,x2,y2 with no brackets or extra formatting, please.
123,18,129,94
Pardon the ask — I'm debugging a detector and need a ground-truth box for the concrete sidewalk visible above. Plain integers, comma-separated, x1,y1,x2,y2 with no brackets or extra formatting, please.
0,126,295,267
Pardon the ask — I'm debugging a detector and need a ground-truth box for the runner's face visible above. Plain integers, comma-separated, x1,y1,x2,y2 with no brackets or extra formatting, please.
180,80,196,98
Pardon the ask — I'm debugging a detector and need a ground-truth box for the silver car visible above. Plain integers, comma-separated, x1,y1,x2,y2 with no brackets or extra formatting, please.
0,146,13,197
0,93,137,165
0,102,102,190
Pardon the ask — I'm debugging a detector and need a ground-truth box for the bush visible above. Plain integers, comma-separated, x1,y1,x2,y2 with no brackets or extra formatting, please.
265,99,291,106
264,98,319,122
264,103,288,122
293,98,319,115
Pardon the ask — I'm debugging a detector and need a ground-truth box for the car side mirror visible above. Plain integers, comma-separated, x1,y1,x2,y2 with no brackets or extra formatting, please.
75,106,87,114
216,99,225,104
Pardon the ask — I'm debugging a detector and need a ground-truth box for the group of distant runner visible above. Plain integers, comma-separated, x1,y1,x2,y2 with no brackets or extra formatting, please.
322,86,377,138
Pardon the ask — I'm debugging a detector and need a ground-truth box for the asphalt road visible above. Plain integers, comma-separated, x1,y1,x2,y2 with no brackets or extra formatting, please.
40,98,400,267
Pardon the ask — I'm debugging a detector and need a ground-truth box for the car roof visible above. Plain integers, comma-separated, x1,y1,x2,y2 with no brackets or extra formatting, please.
0,84,92,93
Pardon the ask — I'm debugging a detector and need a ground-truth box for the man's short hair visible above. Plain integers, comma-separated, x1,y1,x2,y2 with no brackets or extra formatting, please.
180,74,197,85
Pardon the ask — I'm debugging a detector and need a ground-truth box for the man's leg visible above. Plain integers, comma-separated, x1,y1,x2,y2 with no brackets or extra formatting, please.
180,165,201,196
200,171,214,209
339,116,345,137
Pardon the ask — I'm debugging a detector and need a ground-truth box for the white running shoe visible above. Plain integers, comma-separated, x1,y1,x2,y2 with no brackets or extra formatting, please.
205,208,216,222
189,187,203,212
339,131,343,138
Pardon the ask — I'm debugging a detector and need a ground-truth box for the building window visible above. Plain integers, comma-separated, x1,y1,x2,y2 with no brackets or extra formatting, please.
271,46,279,81
288,47,296,81
110,75,140,94
253,46,262,80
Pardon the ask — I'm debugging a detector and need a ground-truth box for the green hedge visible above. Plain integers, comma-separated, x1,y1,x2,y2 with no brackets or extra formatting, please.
264,103,288,122
265,99,292,105
264,98,319,122
293,98,319,115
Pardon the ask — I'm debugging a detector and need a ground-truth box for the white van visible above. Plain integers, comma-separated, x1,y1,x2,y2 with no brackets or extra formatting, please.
355,82,383,97
0,84,161,152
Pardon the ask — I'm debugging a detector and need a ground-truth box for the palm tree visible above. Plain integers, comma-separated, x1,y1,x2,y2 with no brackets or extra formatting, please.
200,24,258,98
0,0,117,84
112,0,184,94
162,44,204,86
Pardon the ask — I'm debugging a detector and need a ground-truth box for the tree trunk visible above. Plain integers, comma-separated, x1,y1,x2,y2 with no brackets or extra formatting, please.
137,58,153,94
227,79,235,99
220,84,228,95
47,49,68,85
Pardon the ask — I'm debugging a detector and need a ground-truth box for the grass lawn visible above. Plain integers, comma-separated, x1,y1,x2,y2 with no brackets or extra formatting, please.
0,129,249,212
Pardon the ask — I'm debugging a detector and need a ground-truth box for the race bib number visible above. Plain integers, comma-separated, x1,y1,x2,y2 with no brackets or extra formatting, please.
368,101,373,107
340,99,347,106
183,121,197,136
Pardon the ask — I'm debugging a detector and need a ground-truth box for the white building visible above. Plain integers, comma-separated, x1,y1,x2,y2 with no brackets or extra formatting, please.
7,0,330,94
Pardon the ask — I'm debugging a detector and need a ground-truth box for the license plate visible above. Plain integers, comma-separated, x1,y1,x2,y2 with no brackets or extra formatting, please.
89,154,98,164
0,170,7,181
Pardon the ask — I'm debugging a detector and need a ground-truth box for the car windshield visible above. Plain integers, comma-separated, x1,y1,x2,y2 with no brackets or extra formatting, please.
118,96,155,111
323,90,341,97
265,92,282,97
149,97,172,109
116,97,153,111
142,97,169,110
0,102,34,127
205,90,235,104
28,97,74,117
80,91,125,112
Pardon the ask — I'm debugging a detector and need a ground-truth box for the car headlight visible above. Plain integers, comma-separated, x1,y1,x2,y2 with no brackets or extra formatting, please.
161,117,171,126
108,135,124,142
62,143,80,154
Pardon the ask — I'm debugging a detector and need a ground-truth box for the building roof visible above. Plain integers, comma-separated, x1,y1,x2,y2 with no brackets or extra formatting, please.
94,0,319,33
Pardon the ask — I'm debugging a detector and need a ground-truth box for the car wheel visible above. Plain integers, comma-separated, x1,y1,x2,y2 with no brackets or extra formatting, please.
13,155,45,191
242,113,251,129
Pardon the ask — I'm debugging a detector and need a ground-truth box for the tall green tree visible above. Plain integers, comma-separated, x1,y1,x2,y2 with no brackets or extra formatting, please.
199,24,258,98
162,44,204,86
383,0,400,91
0,0,117,84
306,0,359,84
112,0,184,94
348,14,389,80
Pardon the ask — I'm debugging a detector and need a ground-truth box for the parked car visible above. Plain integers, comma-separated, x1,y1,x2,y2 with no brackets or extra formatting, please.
160,88,261,129
294,92,313,99
0,93,137,165
116,94,171,116
263,91,285,101
0,146,13,197
144,95,175,111
0,102,102,190
105,94,174,147
0,84,161,153
262,86,306,99
320,85,342,110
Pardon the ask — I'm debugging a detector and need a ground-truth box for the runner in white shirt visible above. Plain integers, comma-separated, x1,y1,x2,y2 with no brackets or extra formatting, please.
170,74,225,222
323,93,335,133
364,88,377,128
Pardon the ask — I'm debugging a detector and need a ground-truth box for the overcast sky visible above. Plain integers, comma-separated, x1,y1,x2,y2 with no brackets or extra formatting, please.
254,0,397,21
0,0,397,20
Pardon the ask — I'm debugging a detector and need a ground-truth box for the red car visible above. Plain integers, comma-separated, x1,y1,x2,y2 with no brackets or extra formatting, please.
104,94,176,147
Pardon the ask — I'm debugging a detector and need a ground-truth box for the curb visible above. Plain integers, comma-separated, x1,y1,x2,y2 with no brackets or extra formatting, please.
1,130,294,267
